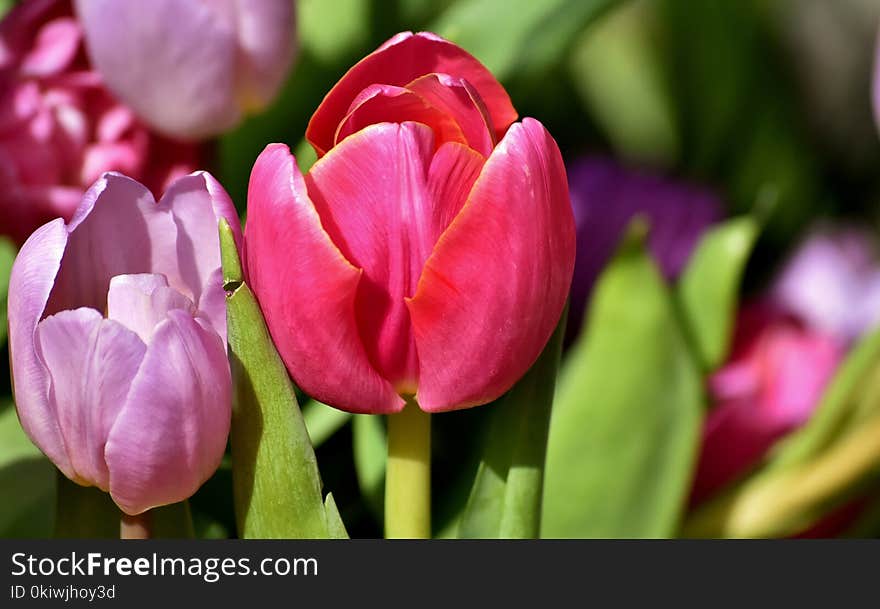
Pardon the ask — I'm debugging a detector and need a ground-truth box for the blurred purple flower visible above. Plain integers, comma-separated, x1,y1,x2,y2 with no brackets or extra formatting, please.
771,225,880,343
567,157,722,336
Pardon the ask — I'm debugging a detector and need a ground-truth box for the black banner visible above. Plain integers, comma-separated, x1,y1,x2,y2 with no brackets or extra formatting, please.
0,540,872,605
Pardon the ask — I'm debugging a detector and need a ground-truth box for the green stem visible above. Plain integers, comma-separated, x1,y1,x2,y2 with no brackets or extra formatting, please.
120,510,152,540
385,399,431,538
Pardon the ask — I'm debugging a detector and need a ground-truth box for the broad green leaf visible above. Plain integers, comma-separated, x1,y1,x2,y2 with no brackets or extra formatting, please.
0,237,15,345
0,405,54,538
458,315,565,538
302,400,352,447
542,228,703,537
432,0,619,81
677,216,759,371
569,0,678,166
221,221,336,538
353,414,386,518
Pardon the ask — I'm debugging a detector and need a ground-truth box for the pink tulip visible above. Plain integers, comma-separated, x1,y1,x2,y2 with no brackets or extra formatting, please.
0,0,201,245
690,303,843,505
245,32,576,414
8,171,241,515
73,0,297,140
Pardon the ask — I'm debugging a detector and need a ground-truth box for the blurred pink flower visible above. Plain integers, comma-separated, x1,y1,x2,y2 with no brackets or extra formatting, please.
690,303,843,506
0,0,200,244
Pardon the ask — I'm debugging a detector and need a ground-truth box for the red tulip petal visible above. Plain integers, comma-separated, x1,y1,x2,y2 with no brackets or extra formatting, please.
306,31,517,156
408,119,575,412
426,141,485,241
306,122,439,390
244,143,403,414
406,73,495,157
334,84,466,150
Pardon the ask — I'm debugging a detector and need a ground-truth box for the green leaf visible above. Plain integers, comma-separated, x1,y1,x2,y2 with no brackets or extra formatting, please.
0,405,55,537
677,216,759,371
458,314,566,538
569,0,678,166
221,221,337,538
432,0,619,81
323,493,349,539
298,0,370,65
0,237,15,345
302,400,352,447
542,227,703,537
353,414,386,518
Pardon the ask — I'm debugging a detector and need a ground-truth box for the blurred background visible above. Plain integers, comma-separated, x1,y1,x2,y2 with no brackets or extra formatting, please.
4,0,880,538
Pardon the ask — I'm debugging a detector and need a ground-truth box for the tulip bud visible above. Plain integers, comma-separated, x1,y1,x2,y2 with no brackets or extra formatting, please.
0,0,201,244
73,0,298,140
8,170,241,515
244,32,576,414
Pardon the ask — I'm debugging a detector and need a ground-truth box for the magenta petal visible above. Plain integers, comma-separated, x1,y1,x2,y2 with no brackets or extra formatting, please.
7,219,73,477
36,308,146,490
408,118,576,411
244,143,403,414
306,122,436,389
20,17,81,77
306,31,517,156
406,73,495,157
334,84,466,149
105,311,230,515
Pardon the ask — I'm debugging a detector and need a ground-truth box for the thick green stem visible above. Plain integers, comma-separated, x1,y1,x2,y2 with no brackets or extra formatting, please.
385,400,431,538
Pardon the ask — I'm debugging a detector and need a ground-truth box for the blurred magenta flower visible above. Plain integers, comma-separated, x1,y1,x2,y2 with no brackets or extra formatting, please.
8,171,241,515
0,0,200,245
567,157,721,336
245,32,575,414
74,0,297,140
690,303,843,505
772,225,880,343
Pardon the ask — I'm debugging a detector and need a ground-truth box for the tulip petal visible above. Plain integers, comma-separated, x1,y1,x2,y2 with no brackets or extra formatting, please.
106,274,196,343
406,73,495,157
105,310,230,514
426,142,485,240
159,171,238,340
245,143,403,414
231,0,298,112
8,219,73,477
307,31,517,156
408,118,575,411
307,122,438,389
36,308,146,490
45,173,177,315
74,0,238,139
20,17,81,77
335,84,466,150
